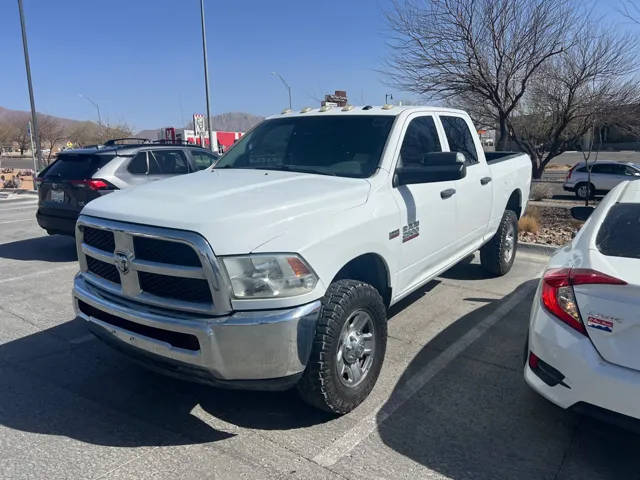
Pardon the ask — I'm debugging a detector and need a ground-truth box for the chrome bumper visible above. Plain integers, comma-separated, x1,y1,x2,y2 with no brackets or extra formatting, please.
73,274,321,385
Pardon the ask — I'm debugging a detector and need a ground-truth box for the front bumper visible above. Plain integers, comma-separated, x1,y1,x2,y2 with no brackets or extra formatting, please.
73,274,321,389
525,299,640,420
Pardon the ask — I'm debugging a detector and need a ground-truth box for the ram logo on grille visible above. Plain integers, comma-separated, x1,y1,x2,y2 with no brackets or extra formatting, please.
114,251,132,275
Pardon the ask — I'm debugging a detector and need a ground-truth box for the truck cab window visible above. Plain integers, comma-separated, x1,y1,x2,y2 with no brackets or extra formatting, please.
440,116,478,165
399,116,442,166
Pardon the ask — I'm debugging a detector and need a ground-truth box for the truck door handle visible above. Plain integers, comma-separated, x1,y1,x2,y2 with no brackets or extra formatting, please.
480,176,492,185
440,188,456,199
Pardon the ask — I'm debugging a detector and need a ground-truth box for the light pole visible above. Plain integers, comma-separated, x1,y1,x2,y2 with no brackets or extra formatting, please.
199,0,214,151
271,72,292,110
17,0,43,171
78,94,102,125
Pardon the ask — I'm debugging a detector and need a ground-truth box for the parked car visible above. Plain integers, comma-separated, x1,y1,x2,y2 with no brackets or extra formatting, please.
36,139,218,236
563,160,640,200
71,106,531,413
525,180,640,421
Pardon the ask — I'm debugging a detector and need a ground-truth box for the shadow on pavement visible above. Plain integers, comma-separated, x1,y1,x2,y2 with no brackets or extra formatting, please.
376,279,640,479
0,316,333,448
0,235,77,262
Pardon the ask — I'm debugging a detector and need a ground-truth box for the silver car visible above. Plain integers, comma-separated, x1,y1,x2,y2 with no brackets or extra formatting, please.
563,160,640,200
37,139,218,236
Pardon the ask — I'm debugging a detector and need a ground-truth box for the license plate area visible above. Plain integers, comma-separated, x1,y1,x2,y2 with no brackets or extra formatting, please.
51,189,65,203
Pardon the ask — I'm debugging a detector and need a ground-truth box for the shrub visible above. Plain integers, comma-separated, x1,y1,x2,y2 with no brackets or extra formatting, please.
519,215,540,234
530,183,553,201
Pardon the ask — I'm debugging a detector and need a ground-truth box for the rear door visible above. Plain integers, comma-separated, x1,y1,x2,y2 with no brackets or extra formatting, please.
439,114,492,247
39,153,113,213
590,164,617,190
147,149,190,181
574,203,640,371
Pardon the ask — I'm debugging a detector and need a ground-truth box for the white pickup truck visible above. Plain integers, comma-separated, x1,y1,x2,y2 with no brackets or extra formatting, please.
72,106,531,413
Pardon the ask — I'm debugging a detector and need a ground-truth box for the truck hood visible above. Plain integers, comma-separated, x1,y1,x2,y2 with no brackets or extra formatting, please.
81,168,371,254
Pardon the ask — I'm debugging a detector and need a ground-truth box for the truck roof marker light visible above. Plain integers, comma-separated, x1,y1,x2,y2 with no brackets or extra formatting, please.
300,107,312,113
319,105,332,112
281,108,292,114
342,105,354,111
382,104,394,110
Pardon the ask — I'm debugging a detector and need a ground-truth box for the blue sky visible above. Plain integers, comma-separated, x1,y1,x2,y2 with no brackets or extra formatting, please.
1,0,394,130
1,1,636,130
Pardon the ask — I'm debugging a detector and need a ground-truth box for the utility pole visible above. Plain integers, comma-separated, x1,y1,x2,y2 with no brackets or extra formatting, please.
17,0,42,171
199,0,214,152
271,72,292,110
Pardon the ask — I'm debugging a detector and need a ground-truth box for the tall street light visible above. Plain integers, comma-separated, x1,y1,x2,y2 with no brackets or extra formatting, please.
78,94,102,125
272,72,292,110
17,0,42,171
199,0,214,151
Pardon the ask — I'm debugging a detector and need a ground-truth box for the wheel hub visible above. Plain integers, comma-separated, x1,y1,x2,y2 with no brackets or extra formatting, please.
343,333,366,363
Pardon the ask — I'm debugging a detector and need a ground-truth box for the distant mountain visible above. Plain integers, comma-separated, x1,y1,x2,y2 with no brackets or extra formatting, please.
135,112,264,140
0,105,84,128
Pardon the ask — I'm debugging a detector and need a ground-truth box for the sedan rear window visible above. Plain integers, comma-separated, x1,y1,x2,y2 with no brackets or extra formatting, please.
596,203,640,259
44,154,113,180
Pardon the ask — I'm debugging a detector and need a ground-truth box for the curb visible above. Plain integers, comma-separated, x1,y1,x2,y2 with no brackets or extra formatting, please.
519,242,559,255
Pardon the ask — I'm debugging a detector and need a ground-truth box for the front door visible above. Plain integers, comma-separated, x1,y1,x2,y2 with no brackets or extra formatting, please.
391,114,459,298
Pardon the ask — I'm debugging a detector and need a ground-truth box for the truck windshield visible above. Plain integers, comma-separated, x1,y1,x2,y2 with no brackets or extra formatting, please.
214,115,395,178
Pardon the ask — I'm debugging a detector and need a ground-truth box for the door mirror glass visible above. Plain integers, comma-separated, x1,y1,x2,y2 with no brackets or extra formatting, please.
396,152,467,185
570,206,594,221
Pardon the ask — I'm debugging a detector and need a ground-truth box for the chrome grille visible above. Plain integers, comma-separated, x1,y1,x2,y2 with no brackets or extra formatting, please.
75,216,232,315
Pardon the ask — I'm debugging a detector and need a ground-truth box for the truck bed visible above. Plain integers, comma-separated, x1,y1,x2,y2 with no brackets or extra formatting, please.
485,151,524,165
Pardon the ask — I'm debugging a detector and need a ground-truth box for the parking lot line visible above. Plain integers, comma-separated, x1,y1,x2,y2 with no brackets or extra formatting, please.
0,218,33,224
0,264,76,284
312,279,540,468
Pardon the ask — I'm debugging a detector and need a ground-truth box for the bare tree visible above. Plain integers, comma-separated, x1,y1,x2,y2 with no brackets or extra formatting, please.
0,122,17,151
621,0,640,24
386,0,576,149
38,116,67,164
508,28,639,177
8,118,31,155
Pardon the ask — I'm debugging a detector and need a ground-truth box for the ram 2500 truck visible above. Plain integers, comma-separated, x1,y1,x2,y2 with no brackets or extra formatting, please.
72,106,531,414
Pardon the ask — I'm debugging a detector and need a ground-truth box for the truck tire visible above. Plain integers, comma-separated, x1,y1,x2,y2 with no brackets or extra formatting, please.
297,279,387,414
480,209,518,276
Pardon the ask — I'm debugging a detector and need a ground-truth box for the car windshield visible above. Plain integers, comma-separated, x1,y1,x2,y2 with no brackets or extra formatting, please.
596,203,640,259
214,115,395,178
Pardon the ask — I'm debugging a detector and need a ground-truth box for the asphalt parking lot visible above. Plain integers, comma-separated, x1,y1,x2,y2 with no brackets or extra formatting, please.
1,197,640,480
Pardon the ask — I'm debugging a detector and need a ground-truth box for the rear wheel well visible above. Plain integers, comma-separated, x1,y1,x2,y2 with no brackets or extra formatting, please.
332,254,391,308
507,189,522,218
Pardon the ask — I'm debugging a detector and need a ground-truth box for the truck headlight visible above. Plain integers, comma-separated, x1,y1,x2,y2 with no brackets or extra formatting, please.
222,254,318,298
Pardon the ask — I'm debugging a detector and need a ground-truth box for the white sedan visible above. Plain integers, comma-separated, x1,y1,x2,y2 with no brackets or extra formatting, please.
525,180,640,420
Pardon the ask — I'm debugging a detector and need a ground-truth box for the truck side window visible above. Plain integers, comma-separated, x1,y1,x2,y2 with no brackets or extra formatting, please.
127,151,148,174
399,116,441,166
440,116,479,165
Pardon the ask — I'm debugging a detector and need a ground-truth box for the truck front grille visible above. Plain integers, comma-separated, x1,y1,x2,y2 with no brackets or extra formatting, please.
83,226,115,252
138,271,212,303
87,257,121,284
133,236,201,267
76,217,231,315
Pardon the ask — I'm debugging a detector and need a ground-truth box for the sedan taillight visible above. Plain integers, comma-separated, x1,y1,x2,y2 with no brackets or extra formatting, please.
541,268,626,335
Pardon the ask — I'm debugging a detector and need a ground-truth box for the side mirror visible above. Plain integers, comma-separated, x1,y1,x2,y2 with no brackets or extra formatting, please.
570,206,594,222
395,152,467,186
